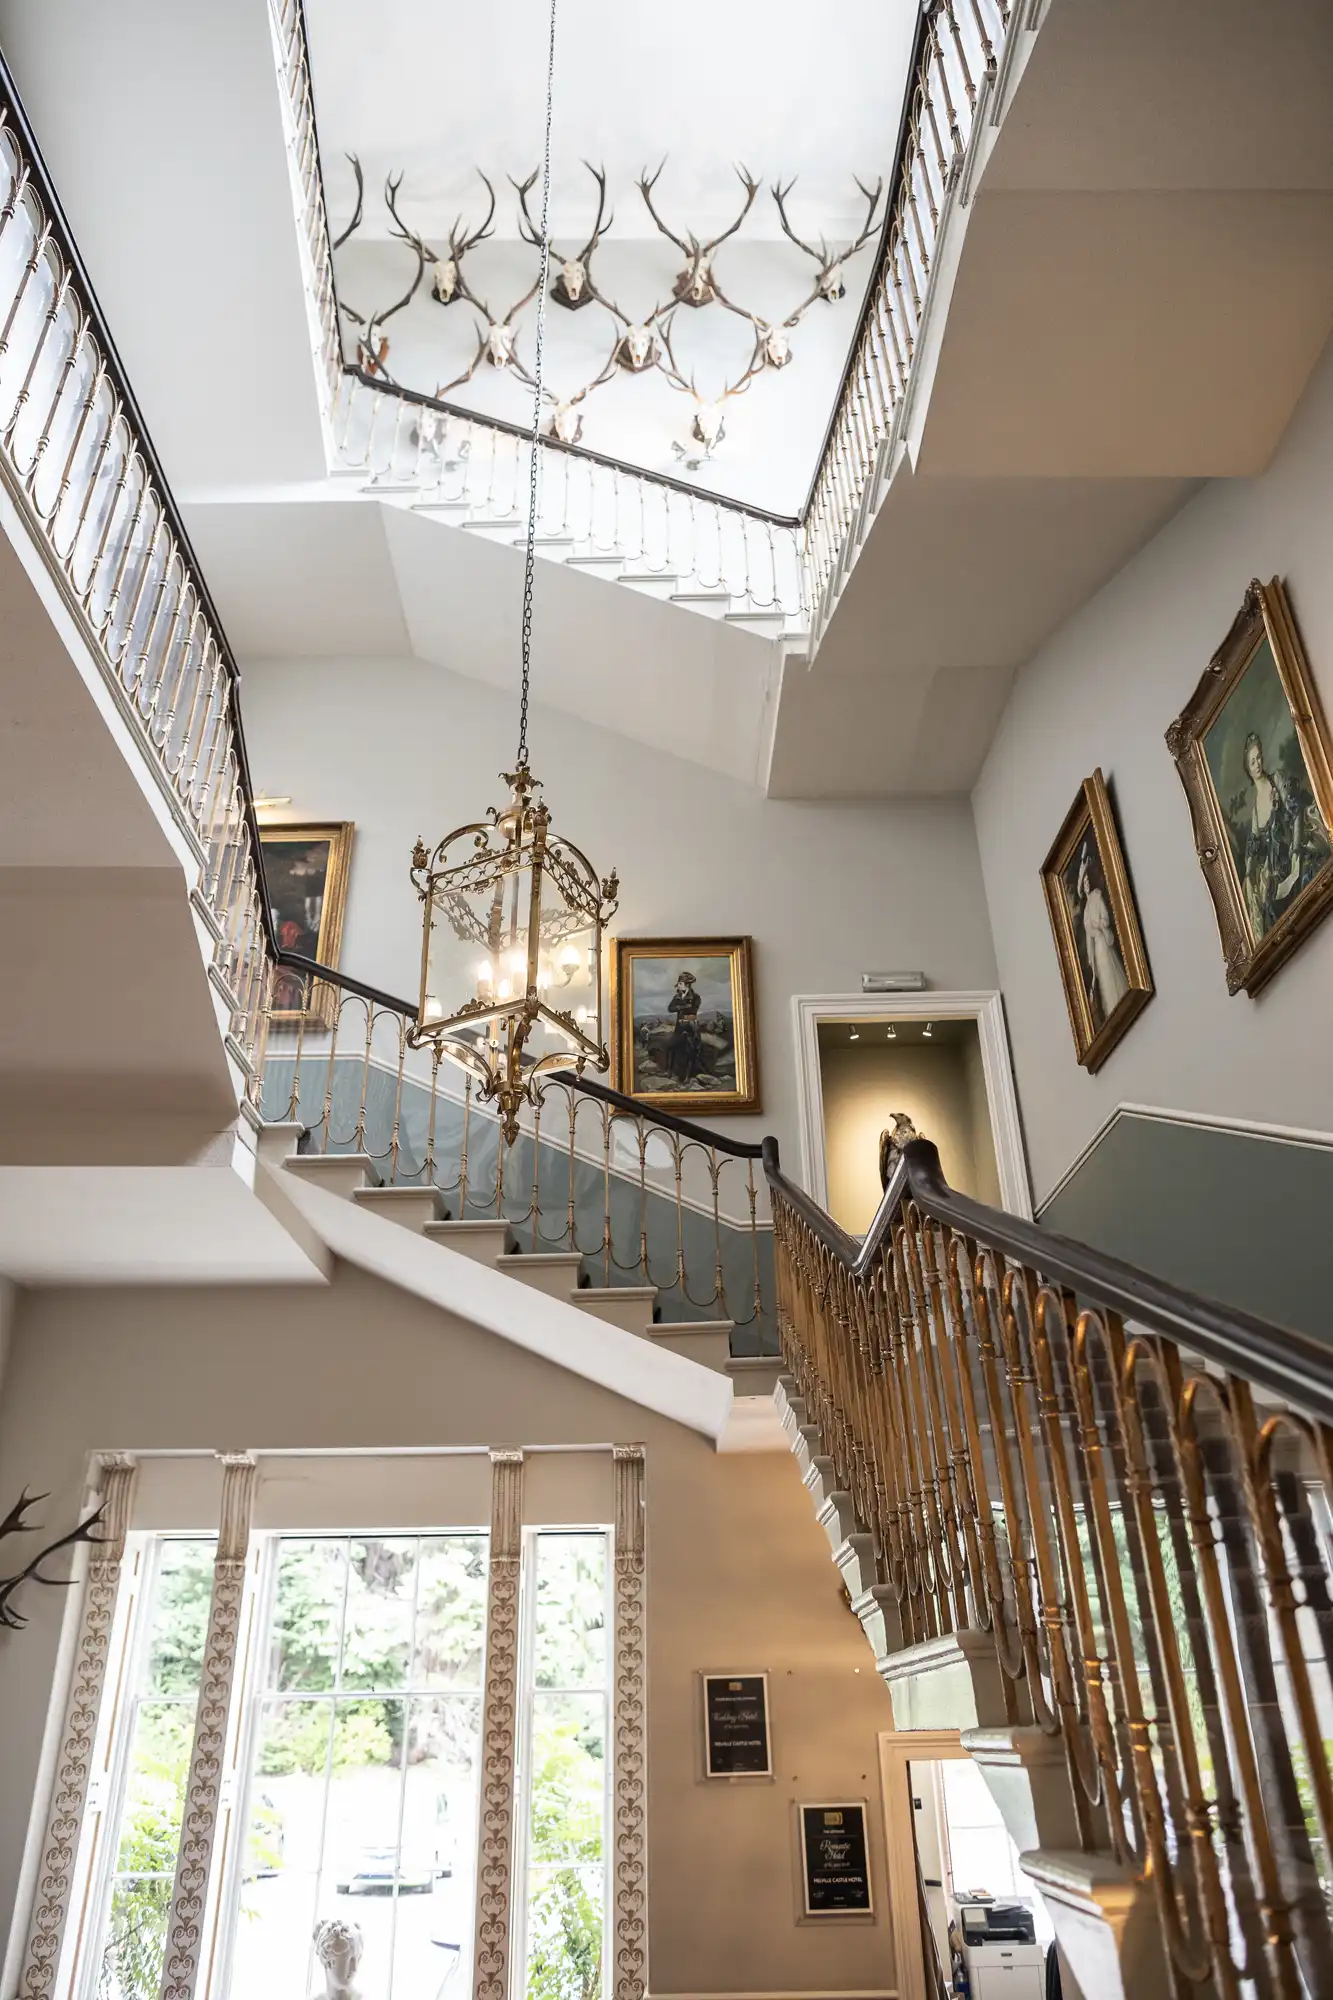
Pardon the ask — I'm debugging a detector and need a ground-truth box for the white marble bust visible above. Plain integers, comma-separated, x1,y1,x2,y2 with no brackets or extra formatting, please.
312,1918,364,1999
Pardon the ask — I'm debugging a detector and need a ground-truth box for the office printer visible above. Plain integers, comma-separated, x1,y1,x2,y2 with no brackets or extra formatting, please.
960,1900,1038,1945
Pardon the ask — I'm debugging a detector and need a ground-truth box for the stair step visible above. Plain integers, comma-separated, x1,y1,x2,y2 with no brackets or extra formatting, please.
423,1217,514,1262
725,1354,782,1396
569,1286,659,1336
564,554,625,568
353,1184,447,1233
410,498,474,515
724,610,786,628
251,1119,306,1169
616,573,680,597
497,1250,585,1299
284,1152,381,1197
461,515,525,534
670,589,732,604
515,534,578,549
649,1321,733,1373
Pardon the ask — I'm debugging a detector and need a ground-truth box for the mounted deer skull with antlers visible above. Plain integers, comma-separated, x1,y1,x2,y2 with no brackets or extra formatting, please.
656,311,766,466
0,1488,107,1631
333,158,427,380
772,174,885,318
638,161,759,308
425,169,497,306
514,161,613,310
540,333,624,443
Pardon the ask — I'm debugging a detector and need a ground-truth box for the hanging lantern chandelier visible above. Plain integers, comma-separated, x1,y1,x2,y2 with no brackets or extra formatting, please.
408,0,619,1145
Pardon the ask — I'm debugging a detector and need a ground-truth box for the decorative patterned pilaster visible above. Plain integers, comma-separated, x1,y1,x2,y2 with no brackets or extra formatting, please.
612,1445,647,2000
158,1453,257,2000
17,1455,138,2000
473,1447,525,2000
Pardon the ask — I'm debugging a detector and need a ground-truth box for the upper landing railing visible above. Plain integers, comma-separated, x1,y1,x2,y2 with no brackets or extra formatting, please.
269,0,1016,634
6,51,1333,1986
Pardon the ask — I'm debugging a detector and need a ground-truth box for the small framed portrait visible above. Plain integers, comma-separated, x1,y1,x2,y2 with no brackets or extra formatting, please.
1166,577,1333,996
258,821,355,1030
610,937,760,1114
1041,770,1153,1072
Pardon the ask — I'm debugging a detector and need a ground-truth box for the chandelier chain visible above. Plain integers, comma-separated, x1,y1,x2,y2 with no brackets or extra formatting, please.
518,0,558,773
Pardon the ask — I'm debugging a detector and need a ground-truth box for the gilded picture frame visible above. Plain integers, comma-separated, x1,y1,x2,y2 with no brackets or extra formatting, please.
610,936,760,1115
1166,577,1333,997
1041,770,1153,1073
258,821,356,1031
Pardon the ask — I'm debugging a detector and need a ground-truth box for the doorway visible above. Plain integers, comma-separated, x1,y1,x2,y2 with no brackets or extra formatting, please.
792,992,1031,1222
879,1732,1057,2000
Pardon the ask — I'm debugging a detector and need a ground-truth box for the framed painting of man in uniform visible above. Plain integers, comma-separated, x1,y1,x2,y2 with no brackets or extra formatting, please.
610,937,760,1114
1041,770,1153,1073
1167,577,1333,996
258,821,355,1031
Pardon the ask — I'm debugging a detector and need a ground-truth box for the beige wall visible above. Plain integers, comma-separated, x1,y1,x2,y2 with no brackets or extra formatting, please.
972,334,1333,1201
241,653,999,1165
819,1036,997,1233
0,1273,898,1999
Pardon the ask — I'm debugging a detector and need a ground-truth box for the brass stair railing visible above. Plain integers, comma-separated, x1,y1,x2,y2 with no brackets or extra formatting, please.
768,1137,1333,2000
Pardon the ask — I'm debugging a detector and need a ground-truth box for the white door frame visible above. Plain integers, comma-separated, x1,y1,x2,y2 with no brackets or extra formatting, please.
791,991,1031,1219
878,1730,968,2000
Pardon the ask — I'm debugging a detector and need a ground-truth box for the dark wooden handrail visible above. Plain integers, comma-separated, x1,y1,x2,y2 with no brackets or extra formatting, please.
768,1136,1333,1426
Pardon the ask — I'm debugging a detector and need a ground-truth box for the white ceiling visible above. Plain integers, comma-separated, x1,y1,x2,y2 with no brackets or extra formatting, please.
306,0,918,239
307,0,919,508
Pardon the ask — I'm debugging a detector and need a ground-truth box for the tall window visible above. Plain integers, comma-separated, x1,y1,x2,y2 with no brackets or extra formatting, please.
67,1521,615,2000
515,1531,612,2000
224,1534,489,2000
89,1536,218,2000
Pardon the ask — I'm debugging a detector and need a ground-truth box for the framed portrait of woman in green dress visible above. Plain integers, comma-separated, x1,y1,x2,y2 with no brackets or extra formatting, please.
1167,578,1333,996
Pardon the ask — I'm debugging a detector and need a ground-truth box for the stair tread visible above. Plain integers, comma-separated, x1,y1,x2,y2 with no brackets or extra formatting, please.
424,1217,510,1235
499,1250,584,1268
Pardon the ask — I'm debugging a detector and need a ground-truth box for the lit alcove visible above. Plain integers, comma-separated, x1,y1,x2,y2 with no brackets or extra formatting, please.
815,1017,1004,1235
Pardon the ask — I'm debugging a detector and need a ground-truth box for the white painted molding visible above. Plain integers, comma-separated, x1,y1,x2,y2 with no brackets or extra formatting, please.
473,1450,524,2000
878,1729,966,2000
159,1454,258,2000
790,992,1031,1220
613,1447,648,2000
1037,1100,1333,1215
16,1456,139,2000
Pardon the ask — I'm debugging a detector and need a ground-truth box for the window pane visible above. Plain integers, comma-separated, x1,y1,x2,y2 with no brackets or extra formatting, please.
533,1535,607,1690
340,1539,416,1692
530,1693,606,1866
412,1535,489,1689
230,1699,334,1997
98,1874,174,2000
114,1702,195,1870
143,1539,216,1694
525,1864,604,2000
269,1538,347,1692
383,1695,483,1998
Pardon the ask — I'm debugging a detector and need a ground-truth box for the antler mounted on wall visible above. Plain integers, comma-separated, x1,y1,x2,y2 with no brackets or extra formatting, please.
772,174,885,316
515,160,613,310
328,158,886,459
0,1488,106,1631
637,160,759,308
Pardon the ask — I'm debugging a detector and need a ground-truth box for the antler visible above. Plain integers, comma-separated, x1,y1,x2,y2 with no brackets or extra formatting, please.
654,311,695,396
637,160,693,257
371,172,426,326
701,164,760,255
845,174,885,257
332,153,365,250
0,1489,107,1631
449,169,497,260
574,161,613,264
777,173,887,321
511,168,543,250
771,176,825,264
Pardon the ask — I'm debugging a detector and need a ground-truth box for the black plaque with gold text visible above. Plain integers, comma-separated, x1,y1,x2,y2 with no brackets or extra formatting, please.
702,1672,772,1778
799,1802,873,1916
